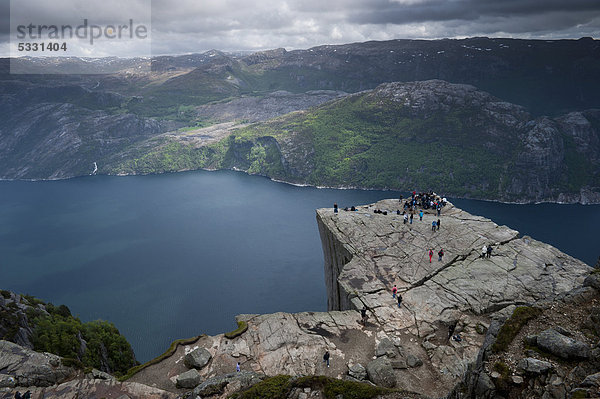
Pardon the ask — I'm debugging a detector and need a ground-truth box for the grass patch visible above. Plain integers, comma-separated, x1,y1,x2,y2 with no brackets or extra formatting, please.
232,375,400,399
295,375,394,399
230,375,292,399
225,320,248,339
492,306,542,353
492,361,511,393
118,335,202,381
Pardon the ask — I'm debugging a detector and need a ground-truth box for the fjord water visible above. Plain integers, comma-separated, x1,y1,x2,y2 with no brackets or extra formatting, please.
1,170,599,362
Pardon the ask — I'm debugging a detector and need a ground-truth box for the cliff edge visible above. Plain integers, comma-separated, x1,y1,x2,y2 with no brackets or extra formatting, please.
1,199,595,398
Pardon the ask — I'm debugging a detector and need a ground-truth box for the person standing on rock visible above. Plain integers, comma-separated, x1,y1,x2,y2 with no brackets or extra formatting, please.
487,245,493,258
410,213,413,224
403,213,408,224
392,284,397,298
432,220,437,231
419,209,423,221
437,219,441,231
481,245,487,259
438,249,444,262
323,350,330,367
361,306,368,325
428,249,434,263
397,293,403,308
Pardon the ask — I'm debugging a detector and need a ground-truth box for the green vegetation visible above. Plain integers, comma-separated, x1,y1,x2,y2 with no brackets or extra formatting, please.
492,361,511,393
295,376,395,399
492,306,542,353
118,335,202,381
31,306,137,375
231,375,292,399
220,91,513,196
231,375,396,399
0,293,138,376
224,320,248,339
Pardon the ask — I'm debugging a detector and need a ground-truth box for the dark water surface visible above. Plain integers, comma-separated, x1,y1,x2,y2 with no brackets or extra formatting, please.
1,170,598,361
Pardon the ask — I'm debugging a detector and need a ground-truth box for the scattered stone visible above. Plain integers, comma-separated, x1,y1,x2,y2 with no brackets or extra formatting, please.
176,369,202,389
422,341,437,351
375,338,397,358
366,357,396,388
116,395,131,399
348,363,367,380
512,376,524,384
390,359,408,369
184,347,212,369
89,369,113,380
475,323,486,335
406,354,423,368
192,371,264,397
517,358,553,374
581,372,600,387
537,328,590,359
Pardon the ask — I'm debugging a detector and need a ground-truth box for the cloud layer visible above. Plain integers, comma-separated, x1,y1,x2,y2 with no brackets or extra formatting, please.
1,0,599,57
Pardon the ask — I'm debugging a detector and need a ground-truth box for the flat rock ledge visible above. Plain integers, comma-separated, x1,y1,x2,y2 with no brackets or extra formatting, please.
125,199,591,399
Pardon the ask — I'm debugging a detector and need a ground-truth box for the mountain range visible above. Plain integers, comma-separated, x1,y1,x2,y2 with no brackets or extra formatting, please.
1,37,599,202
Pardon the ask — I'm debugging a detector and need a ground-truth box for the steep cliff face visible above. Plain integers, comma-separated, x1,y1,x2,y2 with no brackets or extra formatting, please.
103,199,594,399
316,212,354,311
2,200,597,398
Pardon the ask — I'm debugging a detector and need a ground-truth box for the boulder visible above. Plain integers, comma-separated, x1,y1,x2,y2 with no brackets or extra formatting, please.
348,363,367,380
537,328,590,359
184,347,212,369
366,357,396,388
517,358,553,374
176,369,202,389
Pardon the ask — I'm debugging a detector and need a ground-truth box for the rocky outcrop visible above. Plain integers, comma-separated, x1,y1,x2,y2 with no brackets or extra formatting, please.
1,198,594,398
120,199,592,399
0,340,74,387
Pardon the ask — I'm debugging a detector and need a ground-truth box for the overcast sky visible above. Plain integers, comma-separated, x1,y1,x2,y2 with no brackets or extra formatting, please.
1,0,599,57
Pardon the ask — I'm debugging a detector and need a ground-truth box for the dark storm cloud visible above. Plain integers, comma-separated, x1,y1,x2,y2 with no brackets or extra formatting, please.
1,0,599,57
348,0,600,27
